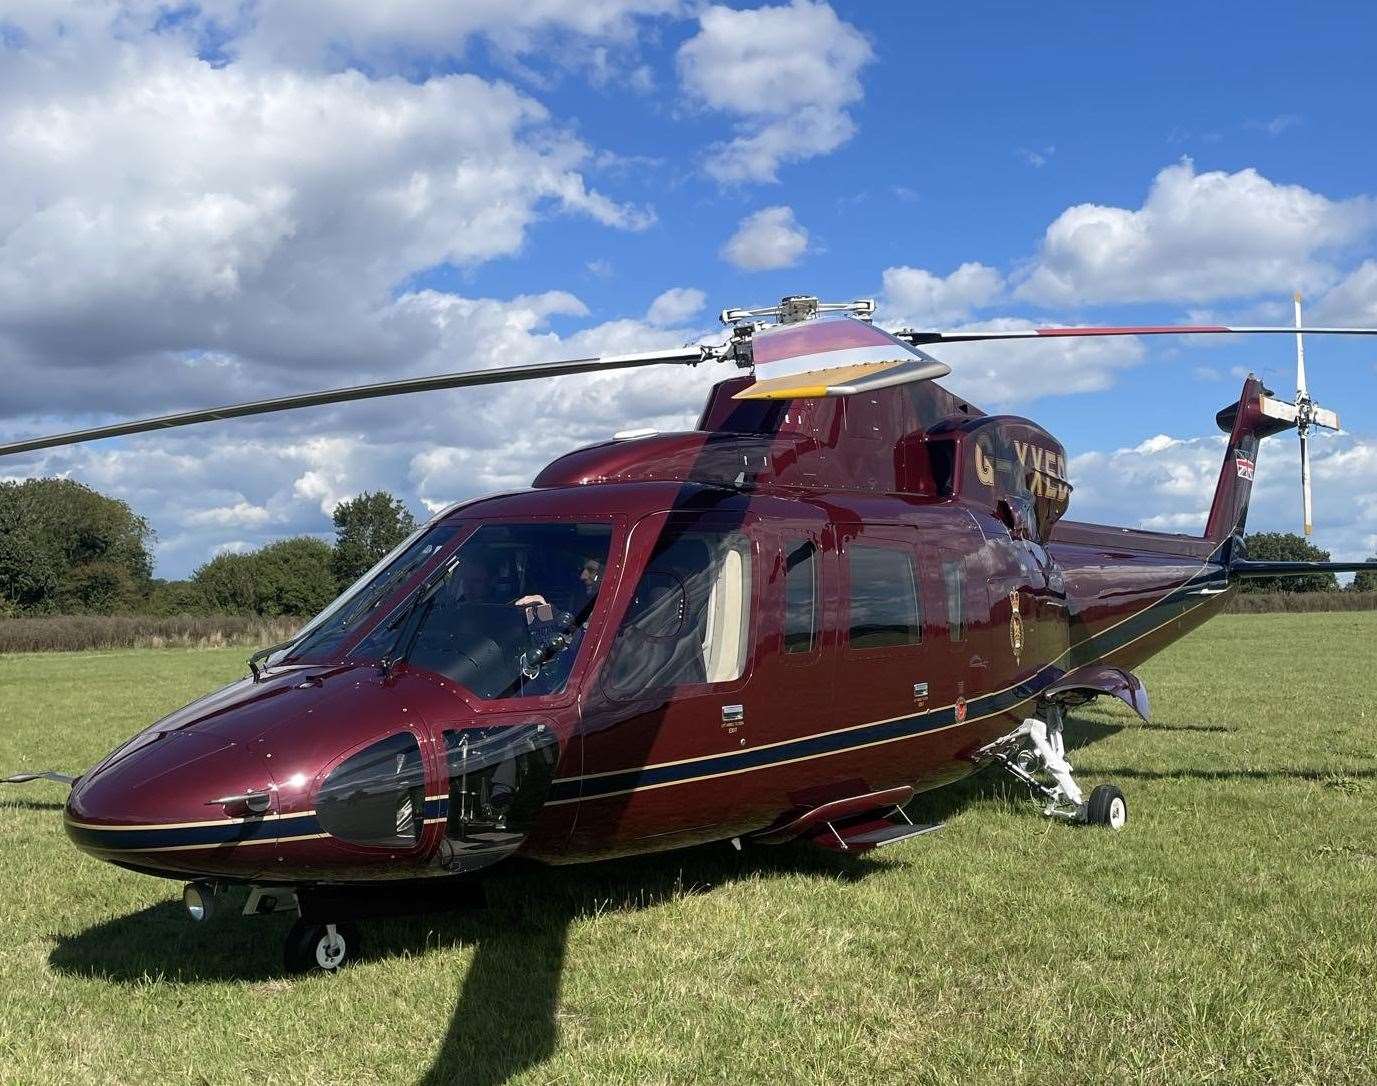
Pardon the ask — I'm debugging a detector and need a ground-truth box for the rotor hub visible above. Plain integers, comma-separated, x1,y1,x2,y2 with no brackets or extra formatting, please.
719,295,875,328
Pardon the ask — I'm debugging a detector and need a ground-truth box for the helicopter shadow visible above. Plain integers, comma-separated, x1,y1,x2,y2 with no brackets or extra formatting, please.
48,709,1128,1085
49,842,888,1086
1131,721,1234,734
0,797,67,812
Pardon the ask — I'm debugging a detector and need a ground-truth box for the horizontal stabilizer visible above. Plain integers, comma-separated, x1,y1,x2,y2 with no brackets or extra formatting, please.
1230,559,1377,579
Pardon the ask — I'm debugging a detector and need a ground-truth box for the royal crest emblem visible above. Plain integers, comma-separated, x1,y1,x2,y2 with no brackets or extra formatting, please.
1009,590,1024,661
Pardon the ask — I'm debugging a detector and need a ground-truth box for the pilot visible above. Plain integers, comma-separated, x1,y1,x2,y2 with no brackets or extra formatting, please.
515,555,604,693
455,555,500,604
514,555,603,624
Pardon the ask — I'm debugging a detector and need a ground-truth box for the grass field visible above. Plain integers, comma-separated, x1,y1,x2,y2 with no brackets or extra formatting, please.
2,613,1376,1085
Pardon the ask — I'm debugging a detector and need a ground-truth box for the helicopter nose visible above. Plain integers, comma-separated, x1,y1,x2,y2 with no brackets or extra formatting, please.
65,729,280,879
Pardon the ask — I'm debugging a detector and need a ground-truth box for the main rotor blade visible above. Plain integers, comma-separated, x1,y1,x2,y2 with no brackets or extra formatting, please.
898,325,1377,345
0,346,707,458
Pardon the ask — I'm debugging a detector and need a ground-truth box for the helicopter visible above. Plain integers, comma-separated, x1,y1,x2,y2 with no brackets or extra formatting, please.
4,293,1376,973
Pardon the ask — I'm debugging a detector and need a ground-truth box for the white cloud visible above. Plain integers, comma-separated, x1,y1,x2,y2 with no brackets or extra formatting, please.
932,324,1145,408
1067,428,1377,562
186,501,276,530
677,0,872,183
1016,160,1377,305
0,9,721,576
1017,145,1055,168
0,6,653,402
645,287,706,327
880,263,1004,327
1,1,686,77
1314,260,1377,324
1246,113,1302,137
720,206,809,271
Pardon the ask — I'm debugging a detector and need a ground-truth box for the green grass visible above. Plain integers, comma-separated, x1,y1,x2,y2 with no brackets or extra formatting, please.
2,614,1376,1085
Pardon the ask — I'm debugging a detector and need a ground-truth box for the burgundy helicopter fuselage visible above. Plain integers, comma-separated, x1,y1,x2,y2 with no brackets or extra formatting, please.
63,372,1249,885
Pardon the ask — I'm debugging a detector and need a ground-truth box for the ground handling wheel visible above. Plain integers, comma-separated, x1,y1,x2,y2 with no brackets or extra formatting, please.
284,919,361,974
1084,784,1128,830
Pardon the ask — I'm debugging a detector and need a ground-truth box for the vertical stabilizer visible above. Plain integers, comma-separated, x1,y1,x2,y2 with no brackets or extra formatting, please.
1204,376,1295,544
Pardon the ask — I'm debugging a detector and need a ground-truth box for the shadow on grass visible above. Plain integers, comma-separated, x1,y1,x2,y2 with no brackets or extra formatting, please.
48,710,1128,1086
49,843,888,1085
1131,721,1234,734
1096,766,1377,783
0,798,67,812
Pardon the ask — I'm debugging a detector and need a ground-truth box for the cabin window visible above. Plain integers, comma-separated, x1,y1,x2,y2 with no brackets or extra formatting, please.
605,529,752,697
943,559,966,642
316,731,426,849
848,545,921,649
784,540,818,654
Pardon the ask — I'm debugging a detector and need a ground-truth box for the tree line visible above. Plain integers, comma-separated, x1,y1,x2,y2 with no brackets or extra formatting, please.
0,479,415,618
0,477,1373,619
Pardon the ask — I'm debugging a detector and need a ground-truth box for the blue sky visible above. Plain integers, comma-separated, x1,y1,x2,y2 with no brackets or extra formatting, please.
2,1,1375,574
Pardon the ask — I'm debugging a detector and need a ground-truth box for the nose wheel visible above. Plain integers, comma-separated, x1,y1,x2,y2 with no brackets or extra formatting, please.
284,920,361,974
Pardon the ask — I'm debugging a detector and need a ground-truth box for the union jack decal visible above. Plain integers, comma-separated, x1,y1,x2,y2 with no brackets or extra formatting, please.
1235,456,1255,481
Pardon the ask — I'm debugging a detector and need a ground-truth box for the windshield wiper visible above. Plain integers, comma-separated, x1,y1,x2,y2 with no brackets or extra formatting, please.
378,559,459,676
248,634,307,682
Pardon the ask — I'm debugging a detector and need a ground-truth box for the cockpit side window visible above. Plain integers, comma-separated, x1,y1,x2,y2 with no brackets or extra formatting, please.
604,529,752,699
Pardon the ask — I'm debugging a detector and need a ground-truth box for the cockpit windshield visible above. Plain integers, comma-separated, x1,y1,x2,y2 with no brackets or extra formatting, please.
351,521,614,699
283,520,464,666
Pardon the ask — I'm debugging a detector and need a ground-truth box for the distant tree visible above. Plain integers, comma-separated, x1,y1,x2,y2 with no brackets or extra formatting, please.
144,579,210,616
0,525,60,611
56,560,141,613
331,491,416,588
0,479,153,613
1351,559,1377,593
192,552,259,615
1238,532,1339,594
253,537,338,617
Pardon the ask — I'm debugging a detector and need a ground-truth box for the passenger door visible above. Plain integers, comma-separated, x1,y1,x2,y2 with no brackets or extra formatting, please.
838,526,928,729
927,543,994,709
570,513,763,853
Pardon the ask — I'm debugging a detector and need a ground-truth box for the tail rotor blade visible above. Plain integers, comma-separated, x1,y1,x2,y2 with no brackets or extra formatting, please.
1293,293,1309,400
1300,429,1314,537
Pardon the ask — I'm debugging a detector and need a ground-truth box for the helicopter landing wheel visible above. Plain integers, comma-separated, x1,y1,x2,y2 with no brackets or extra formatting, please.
284,919,361,974
1084,784,1128,830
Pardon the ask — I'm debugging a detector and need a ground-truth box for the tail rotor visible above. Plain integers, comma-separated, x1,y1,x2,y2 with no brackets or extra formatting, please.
1291,293,1340,537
